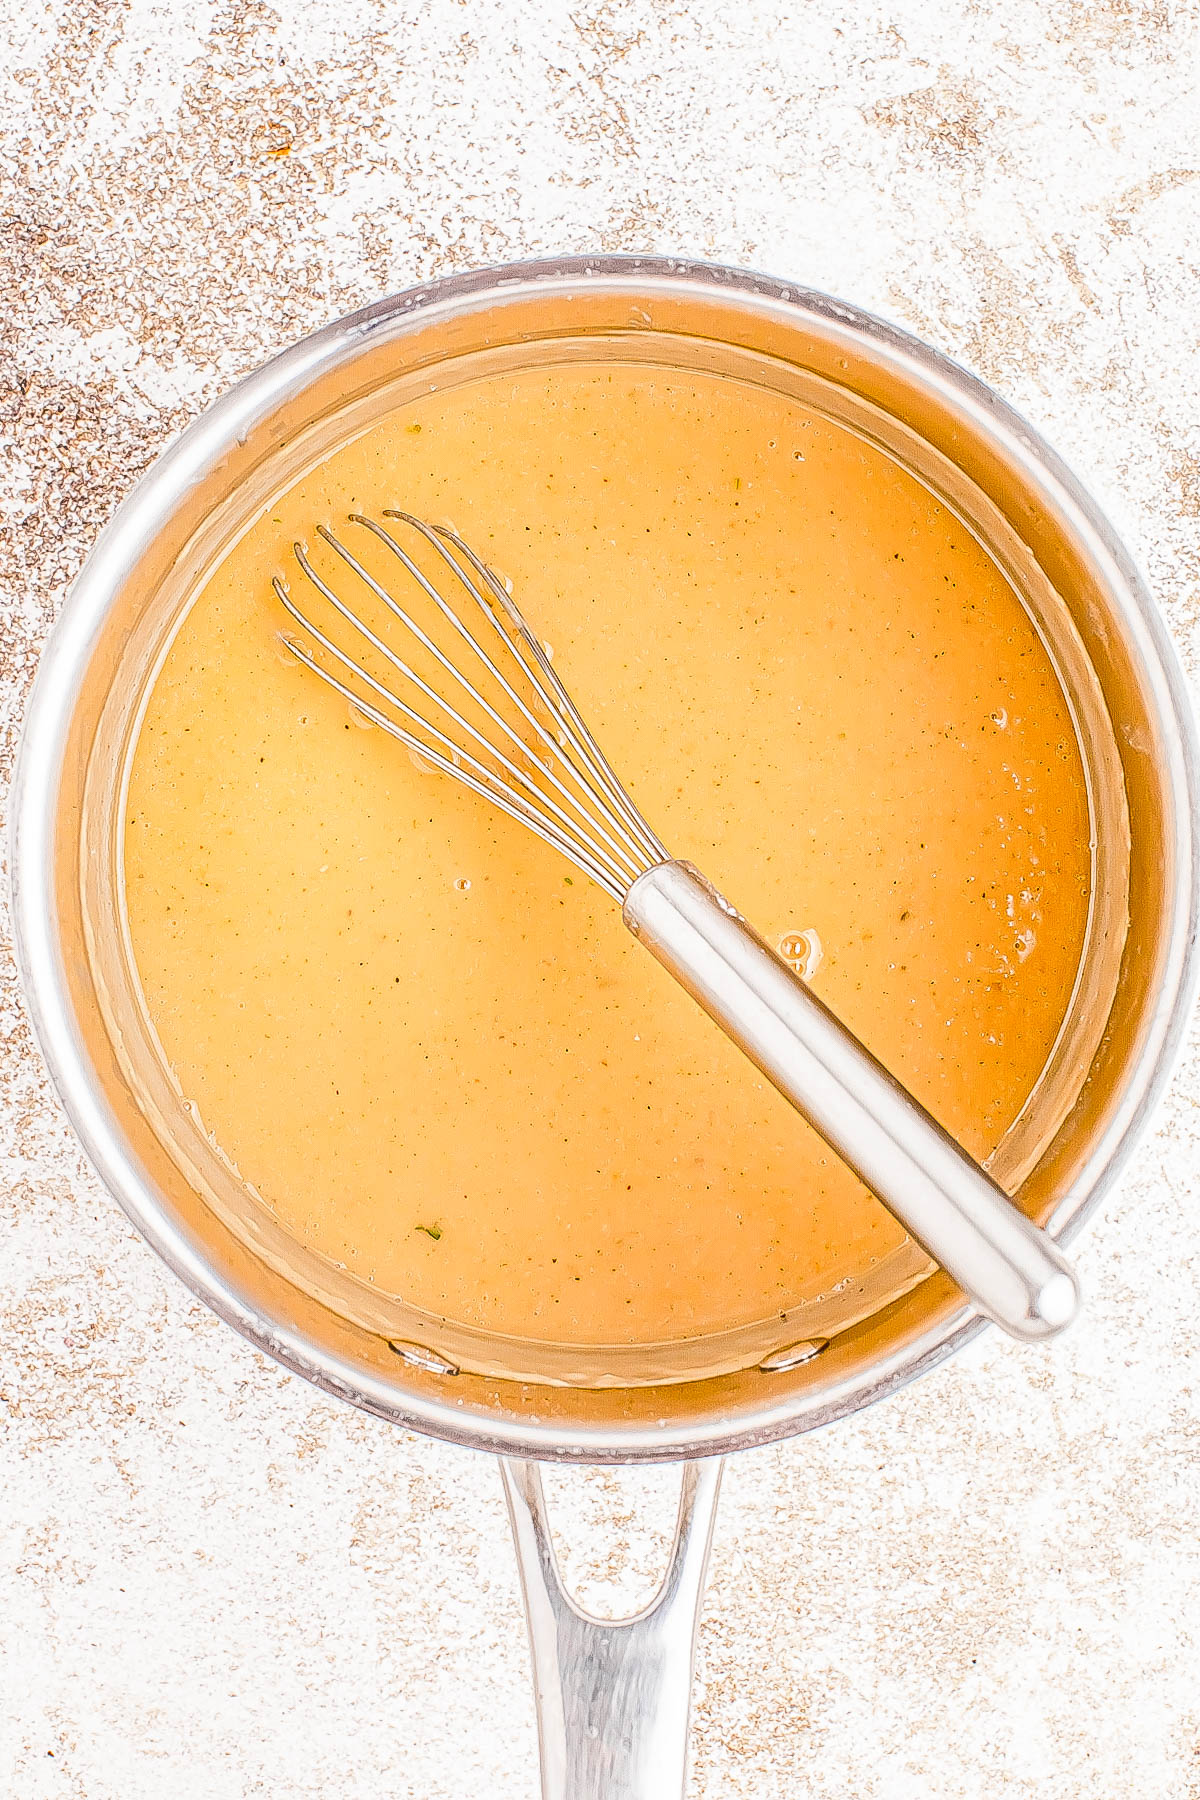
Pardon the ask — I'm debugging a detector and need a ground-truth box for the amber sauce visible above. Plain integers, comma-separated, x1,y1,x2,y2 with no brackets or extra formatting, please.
123,364,1091,1346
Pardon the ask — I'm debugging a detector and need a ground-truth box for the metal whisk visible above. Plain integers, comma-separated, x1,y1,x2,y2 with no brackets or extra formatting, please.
275,511,1078,1343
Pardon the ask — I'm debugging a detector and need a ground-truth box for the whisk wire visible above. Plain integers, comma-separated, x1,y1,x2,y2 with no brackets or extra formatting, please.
400,516,668,870
401,518,672,867
350,517,657,882
273,514,669,898
275,576,639,896
275,626,632,899
305,531,644,886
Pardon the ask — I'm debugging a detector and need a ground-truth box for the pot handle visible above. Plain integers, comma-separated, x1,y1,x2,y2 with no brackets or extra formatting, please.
500,1456,724,1800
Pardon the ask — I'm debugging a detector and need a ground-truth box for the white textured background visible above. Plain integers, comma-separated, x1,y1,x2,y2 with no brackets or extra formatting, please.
2,3,1200,1796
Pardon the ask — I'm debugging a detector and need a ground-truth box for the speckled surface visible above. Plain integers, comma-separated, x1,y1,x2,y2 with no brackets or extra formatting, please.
2,4,1200,1796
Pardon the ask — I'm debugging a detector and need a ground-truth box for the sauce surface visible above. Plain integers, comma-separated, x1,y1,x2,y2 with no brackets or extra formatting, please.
123,363,1091,1346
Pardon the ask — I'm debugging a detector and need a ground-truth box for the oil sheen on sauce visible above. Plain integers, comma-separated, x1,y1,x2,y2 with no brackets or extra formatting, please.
123,364,1091,1348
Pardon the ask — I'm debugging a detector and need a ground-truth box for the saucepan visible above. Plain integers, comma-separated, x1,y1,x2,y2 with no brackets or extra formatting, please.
12,257,1199,1796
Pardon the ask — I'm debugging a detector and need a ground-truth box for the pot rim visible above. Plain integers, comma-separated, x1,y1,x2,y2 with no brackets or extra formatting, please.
12,254,1200,1461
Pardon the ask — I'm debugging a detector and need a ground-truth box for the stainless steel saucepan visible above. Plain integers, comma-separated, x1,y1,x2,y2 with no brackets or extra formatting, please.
13,257,1199,1797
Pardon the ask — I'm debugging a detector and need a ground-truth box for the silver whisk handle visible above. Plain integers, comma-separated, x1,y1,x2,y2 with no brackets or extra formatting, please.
622,861,1079,1343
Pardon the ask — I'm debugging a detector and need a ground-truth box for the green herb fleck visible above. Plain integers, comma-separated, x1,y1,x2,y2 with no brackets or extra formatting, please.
563,876,574,886
415,1222,442,1241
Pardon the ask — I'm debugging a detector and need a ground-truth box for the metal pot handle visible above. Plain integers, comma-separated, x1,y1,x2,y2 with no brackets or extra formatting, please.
500,1456,724,1800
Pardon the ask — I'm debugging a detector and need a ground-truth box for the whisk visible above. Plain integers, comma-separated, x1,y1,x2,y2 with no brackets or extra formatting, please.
274,511,1078,1342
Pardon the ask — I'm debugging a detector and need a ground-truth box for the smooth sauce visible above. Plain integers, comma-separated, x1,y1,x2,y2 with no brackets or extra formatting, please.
123,364,1091,1346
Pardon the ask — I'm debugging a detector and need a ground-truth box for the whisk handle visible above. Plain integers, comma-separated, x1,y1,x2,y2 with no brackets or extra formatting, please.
623,860,1078,1343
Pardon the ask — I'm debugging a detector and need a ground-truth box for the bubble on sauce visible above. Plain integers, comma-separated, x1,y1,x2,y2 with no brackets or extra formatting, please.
541,640,554,662
990,708,1008,728
1015,928,1037,962
348,702,375,730
275,632,305,665
778,927,823,980
407,748,440,777
453,876,472,893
